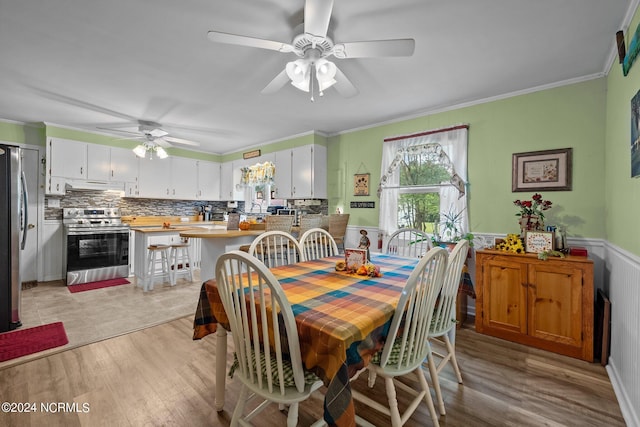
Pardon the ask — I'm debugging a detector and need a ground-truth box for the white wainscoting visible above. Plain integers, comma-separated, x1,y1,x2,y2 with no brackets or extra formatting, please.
604,242,640,427
347,227,639,424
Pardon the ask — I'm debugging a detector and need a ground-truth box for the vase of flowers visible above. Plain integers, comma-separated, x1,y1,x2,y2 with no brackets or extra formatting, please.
513,193,552,237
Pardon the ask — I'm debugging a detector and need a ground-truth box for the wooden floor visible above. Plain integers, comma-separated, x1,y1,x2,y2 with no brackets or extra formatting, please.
0,316,624,427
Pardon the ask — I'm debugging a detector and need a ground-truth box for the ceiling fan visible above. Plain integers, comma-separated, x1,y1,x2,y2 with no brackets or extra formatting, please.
99,120,201,159
207,0,415,100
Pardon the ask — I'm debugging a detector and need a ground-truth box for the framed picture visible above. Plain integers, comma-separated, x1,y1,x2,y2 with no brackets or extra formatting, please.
631,89,640,177
344,248,367,273
512,148,573,192
243,149,261,160
353,173,370,196
525,231,555,253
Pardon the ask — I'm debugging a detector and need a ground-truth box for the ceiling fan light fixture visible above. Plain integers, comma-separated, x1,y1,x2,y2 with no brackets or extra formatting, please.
133,141,169,159
133,144,147,158
155,146,169,159
286,60,311,92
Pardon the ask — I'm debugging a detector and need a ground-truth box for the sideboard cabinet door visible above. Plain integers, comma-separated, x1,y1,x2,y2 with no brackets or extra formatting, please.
476,250,593,362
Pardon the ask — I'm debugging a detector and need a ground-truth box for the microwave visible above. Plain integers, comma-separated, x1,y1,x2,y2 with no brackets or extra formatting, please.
276,209,299,225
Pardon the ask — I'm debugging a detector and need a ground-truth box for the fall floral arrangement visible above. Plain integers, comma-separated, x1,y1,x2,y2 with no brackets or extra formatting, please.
495,234,525,254
335,261,382,277
513,193,553,221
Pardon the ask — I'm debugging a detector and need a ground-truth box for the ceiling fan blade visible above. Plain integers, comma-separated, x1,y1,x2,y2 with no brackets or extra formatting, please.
333,67,358,98
207,31,295,53
333,39,415,59
261,69,290,95
304,0,334,39
96,127,141,136
154,138,172,149
162,136,200,147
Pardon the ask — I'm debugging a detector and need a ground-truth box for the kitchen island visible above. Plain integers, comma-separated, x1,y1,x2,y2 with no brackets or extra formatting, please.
178,228,264,281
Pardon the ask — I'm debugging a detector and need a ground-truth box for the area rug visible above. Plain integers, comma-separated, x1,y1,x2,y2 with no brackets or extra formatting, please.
68,278,130,293
0,322,68,362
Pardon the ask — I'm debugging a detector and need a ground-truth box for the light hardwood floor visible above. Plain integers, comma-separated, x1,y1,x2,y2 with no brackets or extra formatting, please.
1,272,203,370
0,316,625,426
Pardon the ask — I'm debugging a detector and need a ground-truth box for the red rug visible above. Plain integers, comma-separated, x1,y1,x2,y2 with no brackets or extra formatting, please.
68,278,130,293
0,322,69,362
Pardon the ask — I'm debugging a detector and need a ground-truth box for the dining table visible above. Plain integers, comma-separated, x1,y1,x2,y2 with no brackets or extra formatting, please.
192,252,421,427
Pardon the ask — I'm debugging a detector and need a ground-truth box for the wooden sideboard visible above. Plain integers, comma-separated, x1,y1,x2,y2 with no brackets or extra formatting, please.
475,250,594,362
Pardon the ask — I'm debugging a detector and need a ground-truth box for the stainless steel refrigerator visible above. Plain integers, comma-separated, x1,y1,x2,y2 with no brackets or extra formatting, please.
0,144,28,332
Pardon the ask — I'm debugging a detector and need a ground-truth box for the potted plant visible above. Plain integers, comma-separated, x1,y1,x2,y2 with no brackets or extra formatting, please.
431,208,474,249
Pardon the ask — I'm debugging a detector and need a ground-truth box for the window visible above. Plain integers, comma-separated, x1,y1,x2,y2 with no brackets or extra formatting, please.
397,150,451,232
378,125,468,244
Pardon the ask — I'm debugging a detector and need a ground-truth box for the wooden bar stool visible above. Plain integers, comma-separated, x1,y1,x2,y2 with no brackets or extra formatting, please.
145,244,171,291
169,240,194,285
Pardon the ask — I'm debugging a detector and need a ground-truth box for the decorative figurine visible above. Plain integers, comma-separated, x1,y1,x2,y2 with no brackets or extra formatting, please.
358,229,371,261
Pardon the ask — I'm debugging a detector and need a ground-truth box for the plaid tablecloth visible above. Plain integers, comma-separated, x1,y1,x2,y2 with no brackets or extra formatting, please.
193,253,419,427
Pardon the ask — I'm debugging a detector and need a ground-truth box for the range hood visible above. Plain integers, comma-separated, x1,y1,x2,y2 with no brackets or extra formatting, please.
65,180,125,192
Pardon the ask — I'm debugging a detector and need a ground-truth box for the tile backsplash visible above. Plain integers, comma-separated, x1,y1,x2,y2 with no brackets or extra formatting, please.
45,190,327,220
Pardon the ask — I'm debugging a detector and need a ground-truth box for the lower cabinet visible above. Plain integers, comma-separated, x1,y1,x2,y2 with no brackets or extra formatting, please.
475,250,594,362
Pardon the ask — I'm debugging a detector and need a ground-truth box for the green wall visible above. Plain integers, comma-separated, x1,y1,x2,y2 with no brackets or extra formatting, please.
0,121,45,146
605,8,640,256
328,78,607,240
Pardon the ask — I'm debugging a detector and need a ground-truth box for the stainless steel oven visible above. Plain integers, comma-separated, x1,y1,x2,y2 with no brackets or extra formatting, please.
63,208,129,286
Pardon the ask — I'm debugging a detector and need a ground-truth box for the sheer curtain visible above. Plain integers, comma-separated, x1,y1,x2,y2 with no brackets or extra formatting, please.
378,125,469,245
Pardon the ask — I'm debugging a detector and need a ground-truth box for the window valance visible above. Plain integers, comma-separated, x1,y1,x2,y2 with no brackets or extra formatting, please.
377,143,465,198
240,161,276,186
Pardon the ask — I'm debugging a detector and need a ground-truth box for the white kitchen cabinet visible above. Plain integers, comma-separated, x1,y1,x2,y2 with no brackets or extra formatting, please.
47,177,66,195
171,157,199,199
220,161,244,200
42,220,64,281
87,144,111,181
138,157,172,198
272,144,327,199
110,147,139,183
197,160,220,200
47,137,87,180
273,150,293,199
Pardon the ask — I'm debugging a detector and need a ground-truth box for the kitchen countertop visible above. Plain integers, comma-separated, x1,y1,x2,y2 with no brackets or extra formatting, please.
122,215,226,228
178,229,264,238
130,226,204,233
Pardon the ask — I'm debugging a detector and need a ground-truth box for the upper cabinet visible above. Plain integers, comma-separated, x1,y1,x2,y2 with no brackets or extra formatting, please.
45,138,326,201
47,138,87,181
137,157,220,201
110,147,139,183
137,157,173,198
272,144,327,199
197,160,221,201
170,157,199,199
46,138,139,195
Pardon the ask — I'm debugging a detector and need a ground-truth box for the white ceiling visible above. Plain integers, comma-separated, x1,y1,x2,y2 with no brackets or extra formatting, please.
0,0,634,155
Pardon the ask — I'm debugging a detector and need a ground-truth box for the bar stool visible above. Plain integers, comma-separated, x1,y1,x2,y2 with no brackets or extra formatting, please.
169,239,194,285
145,244,171,291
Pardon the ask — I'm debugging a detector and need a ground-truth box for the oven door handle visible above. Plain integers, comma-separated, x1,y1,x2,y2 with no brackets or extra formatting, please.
67,229,130,236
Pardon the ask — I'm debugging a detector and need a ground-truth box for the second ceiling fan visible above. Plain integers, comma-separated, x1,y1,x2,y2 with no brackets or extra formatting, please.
207,0,415,100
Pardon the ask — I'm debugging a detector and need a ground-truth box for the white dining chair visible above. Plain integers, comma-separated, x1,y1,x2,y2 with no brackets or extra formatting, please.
299,228,339,261
215,251,323,427
351,247,448,427
426,239,469,415
248,230,305,267
385,228,431,258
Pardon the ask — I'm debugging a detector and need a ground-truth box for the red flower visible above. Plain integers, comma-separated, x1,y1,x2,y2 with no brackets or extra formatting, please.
513,194,553,220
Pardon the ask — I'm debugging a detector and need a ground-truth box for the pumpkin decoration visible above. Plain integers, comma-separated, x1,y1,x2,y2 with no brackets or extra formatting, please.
239,221,251,230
